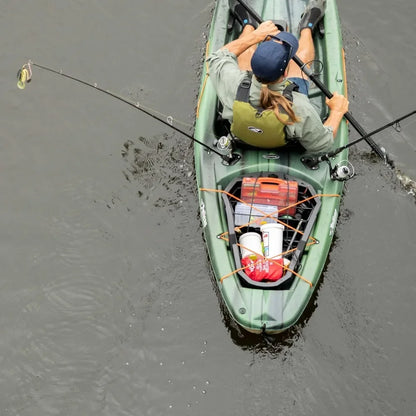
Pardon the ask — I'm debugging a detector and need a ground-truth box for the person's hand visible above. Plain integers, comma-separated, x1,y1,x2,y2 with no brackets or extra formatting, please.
324,92,349,137
326,92,349,115
253,21,279,42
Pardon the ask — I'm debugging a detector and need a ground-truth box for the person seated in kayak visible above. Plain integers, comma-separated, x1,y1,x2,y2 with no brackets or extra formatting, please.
207,0,349,154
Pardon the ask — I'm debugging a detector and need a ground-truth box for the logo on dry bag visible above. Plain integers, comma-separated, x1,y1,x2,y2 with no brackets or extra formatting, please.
248,126,263,134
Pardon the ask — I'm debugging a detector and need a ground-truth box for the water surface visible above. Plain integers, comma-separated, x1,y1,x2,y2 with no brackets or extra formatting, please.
0,1,415,415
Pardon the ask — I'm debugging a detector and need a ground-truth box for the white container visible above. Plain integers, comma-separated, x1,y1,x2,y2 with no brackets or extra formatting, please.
261,223,284,259
239,232,262,258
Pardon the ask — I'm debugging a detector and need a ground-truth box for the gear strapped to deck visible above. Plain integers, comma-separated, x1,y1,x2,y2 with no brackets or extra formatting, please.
201,174,340,289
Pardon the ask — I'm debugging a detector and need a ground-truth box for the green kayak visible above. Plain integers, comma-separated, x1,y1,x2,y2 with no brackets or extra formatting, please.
194,0,348,334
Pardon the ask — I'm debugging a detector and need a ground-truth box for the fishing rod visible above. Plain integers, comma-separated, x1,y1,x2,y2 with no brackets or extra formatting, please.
235,0,388,162
301,110,416,169
16,60,240,165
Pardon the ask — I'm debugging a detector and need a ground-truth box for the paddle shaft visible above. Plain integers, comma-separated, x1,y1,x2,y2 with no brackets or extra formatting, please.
235,0,386,160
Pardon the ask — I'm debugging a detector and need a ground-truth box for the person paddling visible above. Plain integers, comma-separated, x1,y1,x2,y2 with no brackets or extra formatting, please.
207,0,349,154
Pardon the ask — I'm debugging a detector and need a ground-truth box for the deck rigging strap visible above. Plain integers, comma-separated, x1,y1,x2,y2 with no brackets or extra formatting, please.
219,254,313,287
200,188,341,287
200,187,339,239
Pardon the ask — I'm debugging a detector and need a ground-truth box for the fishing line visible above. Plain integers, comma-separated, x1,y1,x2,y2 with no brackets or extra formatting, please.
16,60,235,162
299,59,324,81
396,118,416,152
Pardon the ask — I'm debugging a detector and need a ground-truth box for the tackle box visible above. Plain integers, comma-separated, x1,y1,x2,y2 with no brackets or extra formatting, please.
240,177,298,216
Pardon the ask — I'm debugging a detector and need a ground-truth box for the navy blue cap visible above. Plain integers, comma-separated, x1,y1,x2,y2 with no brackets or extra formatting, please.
251,32,299,82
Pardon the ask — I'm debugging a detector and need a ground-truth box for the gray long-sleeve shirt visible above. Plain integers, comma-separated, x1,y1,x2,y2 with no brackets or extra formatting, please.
207,48,335,155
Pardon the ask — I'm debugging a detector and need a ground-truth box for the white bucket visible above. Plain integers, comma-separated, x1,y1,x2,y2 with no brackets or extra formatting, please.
261,223,284,259
239,232,262,258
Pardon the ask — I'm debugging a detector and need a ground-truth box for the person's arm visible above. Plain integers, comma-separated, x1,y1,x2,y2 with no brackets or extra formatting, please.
221,21,278,56
324,92,349,138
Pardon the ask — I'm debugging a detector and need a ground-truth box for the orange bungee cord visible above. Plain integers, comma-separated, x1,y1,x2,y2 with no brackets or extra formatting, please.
200,187,341,287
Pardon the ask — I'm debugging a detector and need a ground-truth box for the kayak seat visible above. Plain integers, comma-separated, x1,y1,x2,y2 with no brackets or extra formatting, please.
213,99,306,152
214,100,232,138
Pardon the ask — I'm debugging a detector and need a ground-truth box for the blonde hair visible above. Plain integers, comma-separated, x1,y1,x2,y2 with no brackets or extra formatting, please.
259,84,300,125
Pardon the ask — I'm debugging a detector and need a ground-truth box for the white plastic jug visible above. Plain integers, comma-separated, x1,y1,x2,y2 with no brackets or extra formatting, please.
261,223,284,259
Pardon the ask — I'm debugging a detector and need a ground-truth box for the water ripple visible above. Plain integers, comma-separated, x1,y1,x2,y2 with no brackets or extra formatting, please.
43,273,113,315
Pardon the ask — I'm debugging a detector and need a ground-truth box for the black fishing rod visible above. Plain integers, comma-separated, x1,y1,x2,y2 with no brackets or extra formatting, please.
302,110,416,169
16,60,239,164
235,0,388,162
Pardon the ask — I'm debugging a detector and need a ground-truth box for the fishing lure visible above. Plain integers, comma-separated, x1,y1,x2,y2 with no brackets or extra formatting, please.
17,61,33,89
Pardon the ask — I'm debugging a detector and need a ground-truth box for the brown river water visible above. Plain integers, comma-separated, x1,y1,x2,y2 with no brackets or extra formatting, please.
0,1,415,415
